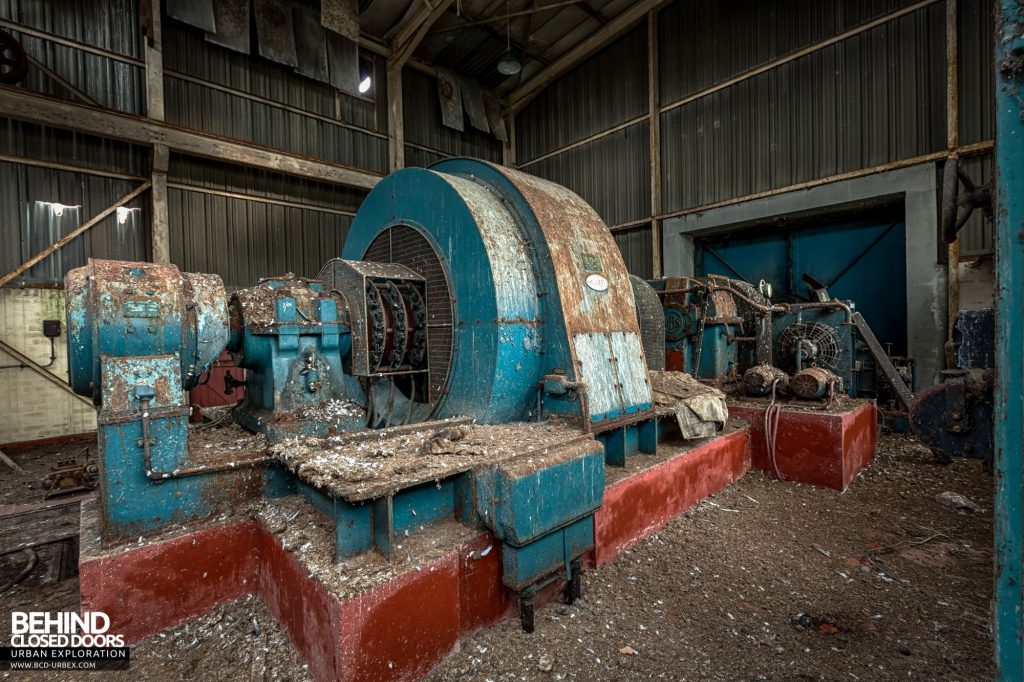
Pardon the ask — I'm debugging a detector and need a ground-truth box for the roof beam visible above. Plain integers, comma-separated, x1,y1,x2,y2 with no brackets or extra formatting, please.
392,0,457,68
0,87,381,191
506,0,664,113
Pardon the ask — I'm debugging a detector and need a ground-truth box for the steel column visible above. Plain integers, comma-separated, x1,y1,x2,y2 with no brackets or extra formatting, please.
994,2,1024,677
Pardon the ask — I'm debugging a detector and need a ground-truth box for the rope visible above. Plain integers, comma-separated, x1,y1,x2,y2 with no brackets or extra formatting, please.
765,378,784,480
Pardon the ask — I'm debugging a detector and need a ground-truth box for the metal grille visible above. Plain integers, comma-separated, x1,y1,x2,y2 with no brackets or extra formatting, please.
364,225,453,404
629,275,665,371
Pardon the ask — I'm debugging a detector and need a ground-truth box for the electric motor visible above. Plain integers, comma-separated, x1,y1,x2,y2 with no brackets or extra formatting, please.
743,365,789,397
790,367,843,400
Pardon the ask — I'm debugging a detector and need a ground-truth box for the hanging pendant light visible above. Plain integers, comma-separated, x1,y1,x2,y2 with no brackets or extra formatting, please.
497,0,521,75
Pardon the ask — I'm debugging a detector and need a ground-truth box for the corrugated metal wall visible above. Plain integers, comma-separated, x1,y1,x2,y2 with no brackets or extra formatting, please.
660,2,946,211
402,69,502,165
514,0,995,274
0,0,496,287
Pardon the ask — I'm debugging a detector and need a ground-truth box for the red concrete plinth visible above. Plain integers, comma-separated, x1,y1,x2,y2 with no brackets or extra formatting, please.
78,508,260,644
729,399,877,491
593,427,751,567
77,427,754,681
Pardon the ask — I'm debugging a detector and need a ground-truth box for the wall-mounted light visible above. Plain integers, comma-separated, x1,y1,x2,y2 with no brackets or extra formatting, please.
36,201,80,217
116,207,141,224
358,57,374,96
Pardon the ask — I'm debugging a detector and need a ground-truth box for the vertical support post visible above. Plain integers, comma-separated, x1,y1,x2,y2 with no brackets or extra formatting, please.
151,144,170,264
143,0,164,121
945,0,960,364
503,114,517,168
647,10,663,278
143,0,169,264
387,63,404,171
994,1,1024,678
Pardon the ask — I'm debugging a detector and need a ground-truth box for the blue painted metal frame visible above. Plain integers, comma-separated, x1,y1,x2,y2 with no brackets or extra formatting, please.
994,2,1023,676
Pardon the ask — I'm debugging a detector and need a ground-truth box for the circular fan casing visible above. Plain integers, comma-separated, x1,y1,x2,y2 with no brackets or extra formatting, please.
777,321,841,372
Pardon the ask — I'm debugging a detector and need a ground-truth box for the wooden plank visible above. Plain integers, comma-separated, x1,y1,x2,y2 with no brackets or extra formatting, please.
387,64,404,171
392,0,456,69
0,87,382,191
0,500,81,555
0,339,94,405
507,0,664,113
151,143,171,264
0,182,151,288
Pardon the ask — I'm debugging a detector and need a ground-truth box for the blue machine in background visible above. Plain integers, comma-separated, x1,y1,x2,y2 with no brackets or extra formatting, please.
64,159,667,631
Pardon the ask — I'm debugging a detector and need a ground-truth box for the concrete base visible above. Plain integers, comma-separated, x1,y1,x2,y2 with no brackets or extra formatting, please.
79,426,752,682
728,399,877,491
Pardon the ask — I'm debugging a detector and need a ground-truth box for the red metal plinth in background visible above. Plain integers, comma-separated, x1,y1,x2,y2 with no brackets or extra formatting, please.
728,399,877,491
593,427,751,567
78,427,754,682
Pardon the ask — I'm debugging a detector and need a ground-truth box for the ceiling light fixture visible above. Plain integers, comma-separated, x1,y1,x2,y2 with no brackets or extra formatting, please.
497,0,521,75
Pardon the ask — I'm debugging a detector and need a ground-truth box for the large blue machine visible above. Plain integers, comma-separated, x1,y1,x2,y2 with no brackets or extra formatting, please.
65,159,662,630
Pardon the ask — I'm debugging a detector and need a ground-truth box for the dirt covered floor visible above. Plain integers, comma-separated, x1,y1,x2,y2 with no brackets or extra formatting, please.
428,432,994,681
0,432,993,681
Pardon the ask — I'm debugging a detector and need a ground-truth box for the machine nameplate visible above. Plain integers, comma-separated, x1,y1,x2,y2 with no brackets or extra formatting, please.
585,274,608,292
122,300,160,318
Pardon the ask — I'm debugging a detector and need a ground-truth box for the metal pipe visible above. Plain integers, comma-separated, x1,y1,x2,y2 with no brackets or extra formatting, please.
138,399,270,481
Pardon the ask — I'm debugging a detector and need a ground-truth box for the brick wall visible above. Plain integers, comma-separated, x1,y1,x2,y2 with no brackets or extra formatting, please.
0,288,96,445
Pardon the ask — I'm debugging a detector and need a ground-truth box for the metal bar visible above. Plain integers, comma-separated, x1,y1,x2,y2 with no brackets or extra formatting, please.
25,55,99,106
0,182,151,289
825,221,900,289
651,141,994,223
659,0,942,116
647,9,662,278
994,1,1024,677
165,70,387,139
431,1,585,33
0,339,92,406
507,0,664,113
0,154,145,181
0,18,145,66
945,0,961,369
167,182,357,216
851,313,914,411
700,246,752,284
0,87,382,190
516,114,648,168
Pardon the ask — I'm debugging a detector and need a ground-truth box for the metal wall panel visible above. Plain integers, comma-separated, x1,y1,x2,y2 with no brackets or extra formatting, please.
162,23,382,133
959,0,994,145
1,0,144,114
657,0,923,105
613,226,654,279
526,121,650,228
516,25,647,163
0,161,149,283
402,69,502,161
167,187,353,289
661,3,946,213
167,155,363,287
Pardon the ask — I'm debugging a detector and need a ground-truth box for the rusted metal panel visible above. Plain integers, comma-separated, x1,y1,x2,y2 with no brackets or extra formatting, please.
254,0,299,67
321,0,359,42
205,0,251,54
436,66,465,132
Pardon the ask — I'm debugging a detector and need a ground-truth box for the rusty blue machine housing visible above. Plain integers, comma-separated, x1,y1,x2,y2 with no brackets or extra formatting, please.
65,260,236,537
65,160,668,628
651,274,915,411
